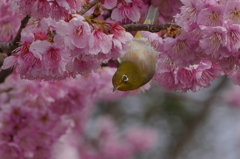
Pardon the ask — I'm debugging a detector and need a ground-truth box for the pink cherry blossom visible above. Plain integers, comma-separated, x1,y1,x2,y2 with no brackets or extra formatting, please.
154,55,224,92
0,0,21,42
50,1,69,20
224,1,240,24
88,29,113,55
124,127,157,152
101,0,118,9
6,0,240,158
55,0,84,11
11,0,35,16
2,46,43,80
1,55,18,70
141,31,164,52
55,14,91,50
0,142,22,159
109,23,133,59
31,0,51,19
219,56,237,71
111,0,144,22
0,103,68,159
152,0,182,23
164,33,197,67
66,53,101,76
19,40,70,80
224,86,240,108
75,116,157,159
189,60,224,92
175,0,204,31
0,65,157,158
199,26,227,58
226,65,240,86
153,54,180,91
224,21,240,54
197,3,224,27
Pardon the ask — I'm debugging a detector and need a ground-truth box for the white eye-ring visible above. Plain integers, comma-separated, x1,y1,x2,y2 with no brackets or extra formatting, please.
122,75,128,82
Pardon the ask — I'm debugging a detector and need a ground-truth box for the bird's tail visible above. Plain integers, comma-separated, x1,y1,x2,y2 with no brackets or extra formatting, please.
135,5,159,38
144,5,159,25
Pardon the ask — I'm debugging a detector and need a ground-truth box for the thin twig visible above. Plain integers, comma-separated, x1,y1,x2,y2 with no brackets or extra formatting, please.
0,15,30,83
79,0,101,15
0,15,30,55
0,54,13,83
122,23,180,32
0,88,13,93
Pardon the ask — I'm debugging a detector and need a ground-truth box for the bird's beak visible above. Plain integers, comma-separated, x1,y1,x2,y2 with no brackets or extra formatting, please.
113,84,120,92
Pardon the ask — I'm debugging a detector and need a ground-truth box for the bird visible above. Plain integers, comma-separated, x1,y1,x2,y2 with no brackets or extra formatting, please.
112,5,159,91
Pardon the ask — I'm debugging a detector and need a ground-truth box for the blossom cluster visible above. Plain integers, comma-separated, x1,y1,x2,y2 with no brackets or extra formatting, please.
0,68,153,159
3,0,240,158
139,0,240,92
2,0,240,93
2,0,138,80
71,116,157,159
2,14,133,80
0,0,21,42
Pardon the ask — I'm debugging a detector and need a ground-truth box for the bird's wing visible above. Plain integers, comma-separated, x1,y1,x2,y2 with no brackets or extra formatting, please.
120,5,159,77
121,38,157,77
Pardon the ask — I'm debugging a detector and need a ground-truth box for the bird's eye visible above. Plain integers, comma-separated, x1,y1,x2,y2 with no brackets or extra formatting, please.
122,75,128,83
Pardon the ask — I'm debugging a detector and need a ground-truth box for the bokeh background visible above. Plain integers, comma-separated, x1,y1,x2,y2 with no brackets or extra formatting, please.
94,77,240,159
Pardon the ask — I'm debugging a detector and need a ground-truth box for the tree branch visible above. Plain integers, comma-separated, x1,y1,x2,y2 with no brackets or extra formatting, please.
0,88,13,93
79,0,102,15
169,76,229,159
0,54,13,83
0,15,30,55
122,23,181,32
0,15,30,82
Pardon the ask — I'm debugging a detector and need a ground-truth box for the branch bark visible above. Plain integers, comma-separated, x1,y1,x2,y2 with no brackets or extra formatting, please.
0,15,30,82
169,76,229,159
0,54,13,83
79,0,102,15
122,23,180,32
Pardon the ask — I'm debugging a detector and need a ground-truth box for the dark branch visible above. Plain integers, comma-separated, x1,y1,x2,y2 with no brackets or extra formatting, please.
11,15,30,50
0,54,13,83
0,15,30,82
169,76,229,159
122,23,181,32
79,0,102,15
0,15,30,55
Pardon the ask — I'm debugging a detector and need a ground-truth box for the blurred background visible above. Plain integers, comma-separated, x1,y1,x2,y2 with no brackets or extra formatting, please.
93,77,240,159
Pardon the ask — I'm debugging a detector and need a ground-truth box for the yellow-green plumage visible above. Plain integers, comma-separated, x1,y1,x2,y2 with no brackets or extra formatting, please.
112,5,159,91
112,61,147,91
112,38,157,91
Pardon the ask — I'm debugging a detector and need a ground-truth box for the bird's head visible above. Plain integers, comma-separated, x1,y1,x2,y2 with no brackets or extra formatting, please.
112,61,146,91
